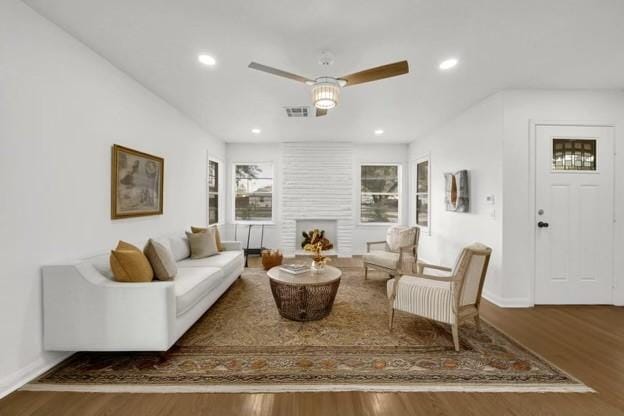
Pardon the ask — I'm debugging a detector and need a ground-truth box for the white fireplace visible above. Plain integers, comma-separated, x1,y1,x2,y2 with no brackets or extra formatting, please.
295,219,337,255
280,142,354,257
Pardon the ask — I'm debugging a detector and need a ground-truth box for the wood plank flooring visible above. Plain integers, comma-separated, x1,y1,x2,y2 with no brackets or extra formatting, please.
1,257,623,415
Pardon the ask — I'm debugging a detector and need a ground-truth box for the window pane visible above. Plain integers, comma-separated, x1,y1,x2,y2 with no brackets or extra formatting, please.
234,163,273,221
416,194,428,227
361,194,399,223
235,163,272,180
208,193,218,224
416,161,428,193
361,165,398,193
235,195,272,221
552,139,596,171
208,160,219,193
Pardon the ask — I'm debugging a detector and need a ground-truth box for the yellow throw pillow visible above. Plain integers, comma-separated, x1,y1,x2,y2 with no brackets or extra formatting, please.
191,225,224,251
110,241,154,283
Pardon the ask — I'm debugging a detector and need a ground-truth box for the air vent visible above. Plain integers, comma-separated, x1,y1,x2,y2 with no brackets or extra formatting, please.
284,106,310,118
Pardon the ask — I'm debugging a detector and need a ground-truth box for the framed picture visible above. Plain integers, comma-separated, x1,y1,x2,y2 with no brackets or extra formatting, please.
444,170,469,212
111,144,164,219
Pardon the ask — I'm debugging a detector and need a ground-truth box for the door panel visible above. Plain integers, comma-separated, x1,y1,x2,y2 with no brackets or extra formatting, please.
535,125,614,304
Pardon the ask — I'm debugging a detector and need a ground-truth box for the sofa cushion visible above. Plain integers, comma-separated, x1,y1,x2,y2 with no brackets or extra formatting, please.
186,229,219,259
144,239,177,281
177,250,243,277
174,267,224,316
363,250,400,270
191,225,224,251
110,241,154,283
168,234,191,261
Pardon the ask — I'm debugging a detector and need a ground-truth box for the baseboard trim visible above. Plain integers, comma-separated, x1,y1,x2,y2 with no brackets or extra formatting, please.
0,352,72,399
483,290,531,308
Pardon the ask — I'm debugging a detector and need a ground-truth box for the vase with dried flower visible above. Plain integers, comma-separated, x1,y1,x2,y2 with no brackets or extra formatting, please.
311,242,329,272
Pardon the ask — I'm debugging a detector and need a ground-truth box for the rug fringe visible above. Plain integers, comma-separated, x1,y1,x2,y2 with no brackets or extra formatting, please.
22,383,594,394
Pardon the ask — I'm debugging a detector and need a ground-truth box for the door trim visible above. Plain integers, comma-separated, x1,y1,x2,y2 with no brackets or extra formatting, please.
528,120,617,306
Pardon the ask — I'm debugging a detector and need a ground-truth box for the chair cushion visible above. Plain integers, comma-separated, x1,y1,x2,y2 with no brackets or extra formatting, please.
177,250,243,277
174,267,224,316
363,250,400,270
386,226,417,253
387,275,454,324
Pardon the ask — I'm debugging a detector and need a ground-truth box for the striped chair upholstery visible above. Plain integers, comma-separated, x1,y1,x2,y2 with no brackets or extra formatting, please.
387,243,492,351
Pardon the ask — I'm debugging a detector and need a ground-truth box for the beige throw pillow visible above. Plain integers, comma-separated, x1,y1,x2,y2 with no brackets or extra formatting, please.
110,241,154,283
191,225,224,251
186,229,219,259
144,239,177,281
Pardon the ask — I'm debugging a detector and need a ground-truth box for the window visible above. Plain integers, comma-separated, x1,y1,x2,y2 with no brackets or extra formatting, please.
552,138,596,171
207,159,219,224
234,163,273,222
414,158,430,228
360,165,400,223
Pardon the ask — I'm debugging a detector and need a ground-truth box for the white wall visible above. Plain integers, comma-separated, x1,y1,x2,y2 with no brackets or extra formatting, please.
408,94,505,299
501,90,624,305
224,143,409,255
409,89,624,307
0,0,225,395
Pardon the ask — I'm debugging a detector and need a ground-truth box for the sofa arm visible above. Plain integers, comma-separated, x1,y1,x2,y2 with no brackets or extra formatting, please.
221,240,242,251
43,264,176,351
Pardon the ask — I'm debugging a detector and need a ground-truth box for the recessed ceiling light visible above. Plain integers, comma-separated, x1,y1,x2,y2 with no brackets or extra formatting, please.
198,54,216,66
251,128,261,134
439,58,458,70
374,129,384,135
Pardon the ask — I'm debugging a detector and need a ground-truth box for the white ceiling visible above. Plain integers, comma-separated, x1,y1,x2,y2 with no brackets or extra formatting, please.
24,0,624,143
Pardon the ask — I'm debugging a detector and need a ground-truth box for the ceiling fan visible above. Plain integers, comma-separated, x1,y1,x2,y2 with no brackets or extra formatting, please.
248,54,409,117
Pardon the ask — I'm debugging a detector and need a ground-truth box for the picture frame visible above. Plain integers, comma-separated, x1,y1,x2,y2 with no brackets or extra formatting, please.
444,170,469,212
111,144,164,219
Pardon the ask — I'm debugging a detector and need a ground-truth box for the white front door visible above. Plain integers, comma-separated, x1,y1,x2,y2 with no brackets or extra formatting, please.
535,125,614,304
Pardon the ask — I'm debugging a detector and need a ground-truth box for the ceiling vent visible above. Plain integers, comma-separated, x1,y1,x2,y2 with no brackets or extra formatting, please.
284,106,310,118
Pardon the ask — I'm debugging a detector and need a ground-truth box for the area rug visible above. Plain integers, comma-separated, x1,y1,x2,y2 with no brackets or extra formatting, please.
27,267,590,393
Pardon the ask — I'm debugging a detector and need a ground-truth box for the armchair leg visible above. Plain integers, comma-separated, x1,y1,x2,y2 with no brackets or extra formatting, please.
451,323,460,352
364,266,368,280
388,306,395,331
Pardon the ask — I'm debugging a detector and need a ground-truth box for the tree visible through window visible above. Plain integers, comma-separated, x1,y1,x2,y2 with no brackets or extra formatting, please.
360,165,400,223
234,163,273,222
208,159,219,224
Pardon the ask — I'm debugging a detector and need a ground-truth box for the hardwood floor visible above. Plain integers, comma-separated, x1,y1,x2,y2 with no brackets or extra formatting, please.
2,257,623,416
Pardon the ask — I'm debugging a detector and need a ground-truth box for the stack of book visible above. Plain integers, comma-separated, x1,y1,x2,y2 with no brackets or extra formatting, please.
279,264,309,275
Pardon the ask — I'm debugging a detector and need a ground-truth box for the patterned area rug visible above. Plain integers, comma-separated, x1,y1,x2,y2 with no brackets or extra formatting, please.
28,267,589,392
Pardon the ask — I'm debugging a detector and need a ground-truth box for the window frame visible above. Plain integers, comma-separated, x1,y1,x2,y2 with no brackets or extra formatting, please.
358,163,402,226
231,161,275,225
412,155,431,235
207,155,223,226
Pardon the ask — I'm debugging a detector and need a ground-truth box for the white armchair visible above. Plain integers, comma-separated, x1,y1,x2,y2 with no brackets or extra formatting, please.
363,226,420,279
387,243,492,351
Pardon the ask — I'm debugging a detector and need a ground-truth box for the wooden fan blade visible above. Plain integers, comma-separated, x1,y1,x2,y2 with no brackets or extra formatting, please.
340,60,409,87
316,108,328,117
248,62,313,84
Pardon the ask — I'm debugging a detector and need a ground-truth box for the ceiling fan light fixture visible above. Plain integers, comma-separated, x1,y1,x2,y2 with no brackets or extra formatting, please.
311,77,341,109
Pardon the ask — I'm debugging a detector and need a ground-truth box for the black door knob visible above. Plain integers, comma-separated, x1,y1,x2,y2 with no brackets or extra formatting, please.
537,221,549,228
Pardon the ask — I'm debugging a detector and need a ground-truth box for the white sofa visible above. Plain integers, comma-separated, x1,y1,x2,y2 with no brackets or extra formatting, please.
42,233,244,352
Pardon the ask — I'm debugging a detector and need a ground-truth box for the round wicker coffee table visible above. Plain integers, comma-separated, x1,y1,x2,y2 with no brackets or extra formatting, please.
267,265,342,322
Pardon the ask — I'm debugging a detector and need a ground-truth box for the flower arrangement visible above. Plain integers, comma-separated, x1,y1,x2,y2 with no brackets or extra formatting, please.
311,241,330,271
